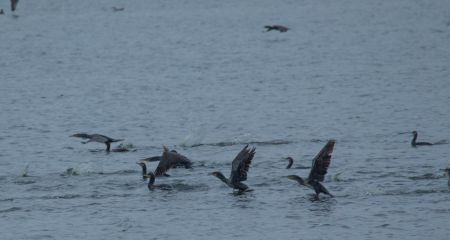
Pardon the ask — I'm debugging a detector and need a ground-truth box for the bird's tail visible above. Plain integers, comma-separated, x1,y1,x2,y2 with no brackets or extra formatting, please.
111,139,124,142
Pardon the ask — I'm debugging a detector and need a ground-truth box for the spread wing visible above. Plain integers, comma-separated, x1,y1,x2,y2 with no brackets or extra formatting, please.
308,140,335,182
229,145,256,184
154,149,192,176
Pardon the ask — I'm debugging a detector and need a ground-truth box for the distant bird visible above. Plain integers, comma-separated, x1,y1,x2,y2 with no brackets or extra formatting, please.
209,145,256,193
144,171,172,191
0,9,4,15
11,0,19,11
287,140,336,200
286,157,294,169
112,7,125,12
71,133,124,152
137,146,192,179
264,25,289,32
411,131,433,147
445,168,450,186
284,157,310,169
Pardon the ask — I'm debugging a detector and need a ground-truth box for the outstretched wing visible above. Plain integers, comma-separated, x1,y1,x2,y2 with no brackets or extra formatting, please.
154,148,192,176
308,140,335,182
229,145,256,184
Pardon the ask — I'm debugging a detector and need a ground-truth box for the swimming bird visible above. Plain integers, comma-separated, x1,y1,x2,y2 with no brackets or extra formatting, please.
286,157,294,169
144,171,172,191
0,9,4,14
71,133,124,152
137,146,192,179
264,25,289,32
11,0,19,11
287,140,336,200
209,145,256,193
112,7,125,12
411,131,433,147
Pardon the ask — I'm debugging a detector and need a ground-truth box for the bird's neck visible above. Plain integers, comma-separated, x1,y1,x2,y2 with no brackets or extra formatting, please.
141,164,147,180
296,176,306,186
214,172,229,185
411,133,417,146
147,173,155,190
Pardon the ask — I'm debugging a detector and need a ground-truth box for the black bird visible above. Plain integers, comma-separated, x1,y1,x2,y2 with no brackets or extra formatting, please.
144,171,172,191
71,133,124,152
209,145,256,193
264,25,289,32
11,0,19,11
0,9,4,15
112,7,125,12
411,131,433,147
287,140,335,200
286,157,294,169
137,146,192,178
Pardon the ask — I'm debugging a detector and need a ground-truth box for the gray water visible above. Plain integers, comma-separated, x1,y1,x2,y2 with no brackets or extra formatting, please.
1,0,450,239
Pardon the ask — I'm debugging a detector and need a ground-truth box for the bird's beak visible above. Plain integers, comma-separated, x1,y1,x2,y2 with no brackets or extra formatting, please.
208,172,214,176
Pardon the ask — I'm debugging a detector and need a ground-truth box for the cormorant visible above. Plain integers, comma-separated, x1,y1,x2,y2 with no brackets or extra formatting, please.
11,0,19,11
71,133,124,152
112,7,125,12
287,140,335,200
411,131,433,147
264,25,289,32
286,157,294,169
137,146,192,178
209,145,256,193
144,171,172,191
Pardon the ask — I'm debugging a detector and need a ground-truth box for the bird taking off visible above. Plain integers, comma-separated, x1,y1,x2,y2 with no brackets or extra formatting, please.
287,140,336,200
71,133,124,152
264,25,289,32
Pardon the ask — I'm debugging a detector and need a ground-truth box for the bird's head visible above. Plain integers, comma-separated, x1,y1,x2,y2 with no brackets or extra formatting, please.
286,175,299,181
445,168,450,177
412,130,418,135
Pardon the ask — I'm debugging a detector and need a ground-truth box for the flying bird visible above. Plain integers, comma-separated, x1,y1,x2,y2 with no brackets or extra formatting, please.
209,145,256,193
71,133,124,152
137,146,192,179
287,140,336,200
264,25,289,32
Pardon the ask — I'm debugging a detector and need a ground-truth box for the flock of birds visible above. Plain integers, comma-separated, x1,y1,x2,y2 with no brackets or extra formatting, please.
71,130,449,200
0,2,292,35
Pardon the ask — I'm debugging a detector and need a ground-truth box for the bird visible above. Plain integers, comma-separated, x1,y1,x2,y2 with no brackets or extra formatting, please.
209,145,256,193
137,146,192,179
264,25,289,32
286,140,336,200
411,131,433,147
11,0,19,12
0,9,4,15
144,171,172,191
139,149,179,163
286,157,294,169
112,7,125,12
71,133,124,152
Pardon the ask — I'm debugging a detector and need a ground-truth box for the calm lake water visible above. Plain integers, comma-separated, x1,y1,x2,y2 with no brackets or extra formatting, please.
1,0,449,239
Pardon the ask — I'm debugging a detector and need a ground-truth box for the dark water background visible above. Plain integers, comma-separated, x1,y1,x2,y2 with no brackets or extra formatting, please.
1,0,449,239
